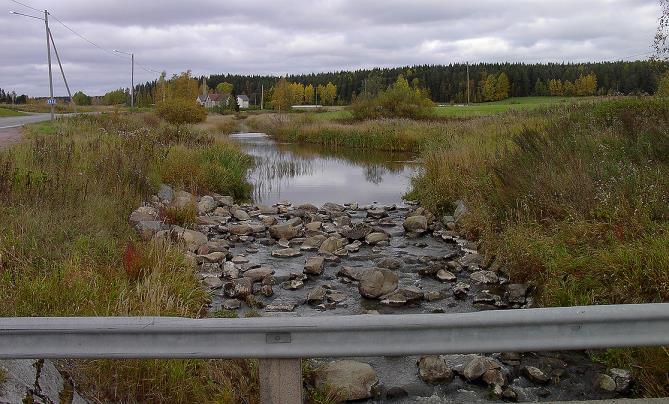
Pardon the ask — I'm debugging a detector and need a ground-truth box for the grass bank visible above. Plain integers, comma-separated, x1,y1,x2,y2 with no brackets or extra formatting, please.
409,98,669,396
0,107,26,117
0,113,256,402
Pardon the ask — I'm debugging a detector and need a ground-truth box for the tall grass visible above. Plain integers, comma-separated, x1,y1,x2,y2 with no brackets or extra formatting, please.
410,98,669,396
0,113,256,402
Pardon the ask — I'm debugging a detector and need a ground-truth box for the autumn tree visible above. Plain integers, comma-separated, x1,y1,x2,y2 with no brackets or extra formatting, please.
318,82,337,105
288,82,305,105
304,84,315,104
482,74,497,101
548,79,564,96
168,71,200,100
495,72,510,101
216,82,234,95
270,78,290,110
574,73,597,96
350,75,434,119
72,91,91,106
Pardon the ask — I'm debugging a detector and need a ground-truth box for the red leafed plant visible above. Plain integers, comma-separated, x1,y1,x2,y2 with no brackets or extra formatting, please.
122,242,143,280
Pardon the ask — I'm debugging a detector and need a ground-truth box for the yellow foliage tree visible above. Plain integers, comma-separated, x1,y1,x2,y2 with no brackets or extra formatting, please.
548,79,564,96
304,84,315,104
270,78,290,111
318,82,337,105
495,72,510,101
575,73,597,96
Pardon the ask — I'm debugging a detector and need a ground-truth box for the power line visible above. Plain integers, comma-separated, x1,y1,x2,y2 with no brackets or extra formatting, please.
8,0,39,12
47,13,124,59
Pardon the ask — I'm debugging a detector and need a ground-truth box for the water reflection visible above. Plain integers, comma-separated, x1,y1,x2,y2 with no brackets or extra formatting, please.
229,133,418,206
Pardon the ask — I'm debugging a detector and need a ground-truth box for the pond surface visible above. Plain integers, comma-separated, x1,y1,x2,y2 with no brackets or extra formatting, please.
228,132,418,205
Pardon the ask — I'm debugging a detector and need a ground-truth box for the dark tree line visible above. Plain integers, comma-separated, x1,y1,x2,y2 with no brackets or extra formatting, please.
137,60,667,105
0,88,28,104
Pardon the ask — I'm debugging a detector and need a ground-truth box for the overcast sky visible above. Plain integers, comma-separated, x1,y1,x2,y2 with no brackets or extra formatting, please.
0,0,661,96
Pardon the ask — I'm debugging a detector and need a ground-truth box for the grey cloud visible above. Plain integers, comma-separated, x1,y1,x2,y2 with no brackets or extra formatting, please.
0,0,660,96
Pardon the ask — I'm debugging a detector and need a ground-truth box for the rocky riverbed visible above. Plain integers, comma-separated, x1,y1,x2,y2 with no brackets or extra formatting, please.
129,184,633,403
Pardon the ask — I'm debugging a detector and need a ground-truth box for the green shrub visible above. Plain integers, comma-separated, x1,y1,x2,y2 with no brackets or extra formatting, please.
156,99,207,125
350,75,434,120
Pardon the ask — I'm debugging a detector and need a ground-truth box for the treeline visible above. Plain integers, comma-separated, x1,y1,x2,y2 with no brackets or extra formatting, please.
0,88,28,104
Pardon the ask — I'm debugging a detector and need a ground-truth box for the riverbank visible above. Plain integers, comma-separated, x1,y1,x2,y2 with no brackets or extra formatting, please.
409,98,669,396
0,113,255,402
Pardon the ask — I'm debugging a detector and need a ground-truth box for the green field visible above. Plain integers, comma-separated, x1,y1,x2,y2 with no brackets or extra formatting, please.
0,107,26,117
434,96,581,117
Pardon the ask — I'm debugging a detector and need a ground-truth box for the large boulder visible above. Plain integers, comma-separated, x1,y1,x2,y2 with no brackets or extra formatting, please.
269,223,301,240
197,195,218,214
314,360,378,401
341,223,373,240
172,227,208,252
358,268,399,299
301,235,327,251
157,184,174,203
135,221,167,240
403,215,428,233
418,356,454,383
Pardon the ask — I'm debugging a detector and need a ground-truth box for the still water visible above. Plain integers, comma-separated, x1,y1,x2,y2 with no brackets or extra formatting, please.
228,132,418,206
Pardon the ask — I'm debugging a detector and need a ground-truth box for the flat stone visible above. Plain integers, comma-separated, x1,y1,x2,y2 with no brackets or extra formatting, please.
301,235,327,251
203,277,223,289
365,232,389,245
376,257,402,270
256,204,278,215
337,266,364,281
314,360,378,401
403,215,428,233
269,223,301,240
380,287,424,306
232,209,250,221
358,267,399,299
453,282,470,298
271,248,302,258
436,269,457,282
307,286,328,304
470,270,499,284
222,299,241,310
244,267,274,282
281,279,304,290
172,227,208,252
232,255,249,264
596,373,616,392
522,366,550,385
366,208,388,219
304,256,325,275
223,277,252,298
418,356,454,383
319,236,347,254
265,302,296,312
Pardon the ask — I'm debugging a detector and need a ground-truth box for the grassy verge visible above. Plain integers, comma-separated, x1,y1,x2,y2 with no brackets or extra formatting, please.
0,107,26,117
409,97,669,396
0,113,256,402
433,96,584,117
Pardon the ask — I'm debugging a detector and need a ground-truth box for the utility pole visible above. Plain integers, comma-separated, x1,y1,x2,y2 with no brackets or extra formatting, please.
45,10,54,120
466,62,470,106
48,28,76,113
261,84,264,110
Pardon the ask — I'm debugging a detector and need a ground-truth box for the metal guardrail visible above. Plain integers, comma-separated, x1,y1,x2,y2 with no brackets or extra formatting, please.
1,303,668,403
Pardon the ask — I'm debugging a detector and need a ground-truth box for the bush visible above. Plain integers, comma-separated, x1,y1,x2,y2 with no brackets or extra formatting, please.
350,75,434,120
72,91,92,106
156,99,207,125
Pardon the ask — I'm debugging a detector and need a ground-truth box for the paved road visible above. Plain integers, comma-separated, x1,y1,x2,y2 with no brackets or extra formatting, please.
0,113,52,130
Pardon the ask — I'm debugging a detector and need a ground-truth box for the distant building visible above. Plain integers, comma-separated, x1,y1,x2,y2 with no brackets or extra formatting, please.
237,94,249,109
196,93,230,108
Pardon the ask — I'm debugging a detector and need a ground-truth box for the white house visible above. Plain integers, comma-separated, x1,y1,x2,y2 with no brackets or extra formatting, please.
237,94,249,109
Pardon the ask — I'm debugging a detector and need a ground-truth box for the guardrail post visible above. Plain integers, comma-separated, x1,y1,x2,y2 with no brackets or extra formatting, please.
258,358,303,404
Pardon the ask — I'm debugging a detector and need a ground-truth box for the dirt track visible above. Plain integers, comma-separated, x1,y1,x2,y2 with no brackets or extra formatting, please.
0,127,22,149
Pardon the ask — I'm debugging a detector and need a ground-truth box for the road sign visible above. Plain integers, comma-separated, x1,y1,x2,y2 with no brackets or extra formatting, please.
46,98,56,105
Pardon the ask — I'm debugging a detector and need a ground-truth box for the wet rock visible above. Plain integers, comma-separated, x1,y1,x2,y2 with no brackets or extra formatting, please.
321,202,345,213
232,208,250,221
458,252,483,267
203,277,223,289
502,387,519,402
610,368,632,393
470,270,499,284
305,221,322,231
358,268,399,299
271,248,302,258
596,373,616,392
301,235,327,251
365,232,389,245
157,184,174,203
319,236,347,254
200,251,226,263
213,206,231,217
473,291,502,305
453,282,470,298
281,279,304,290
500,352,521,366
341,223,373,240
260,215,278,226
205,240,230,252
507,283,529,304
345,240,363,252
462,356,501,381
385,386,408,399
269,223,301,240
482,368,506,386
256,204,278,215
307,286,328,304
314,360,378,401
265,302,296,312
244,267,274,282
403,215,428,233
298,203,318,213
366,208,388,219
222,299,241,310
217,195,234,206
228,224,253,236
231,255,249,264
522,366,550,385
223,277,252,298
436,269,457,282
376,257,402,270
222,261,239,279
260,284,273,297
417,356,453,383
304,256,325,275
278,238,291,248
425,291,442,301
380,287,424,306
327,290,347,303
198,195,218,214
